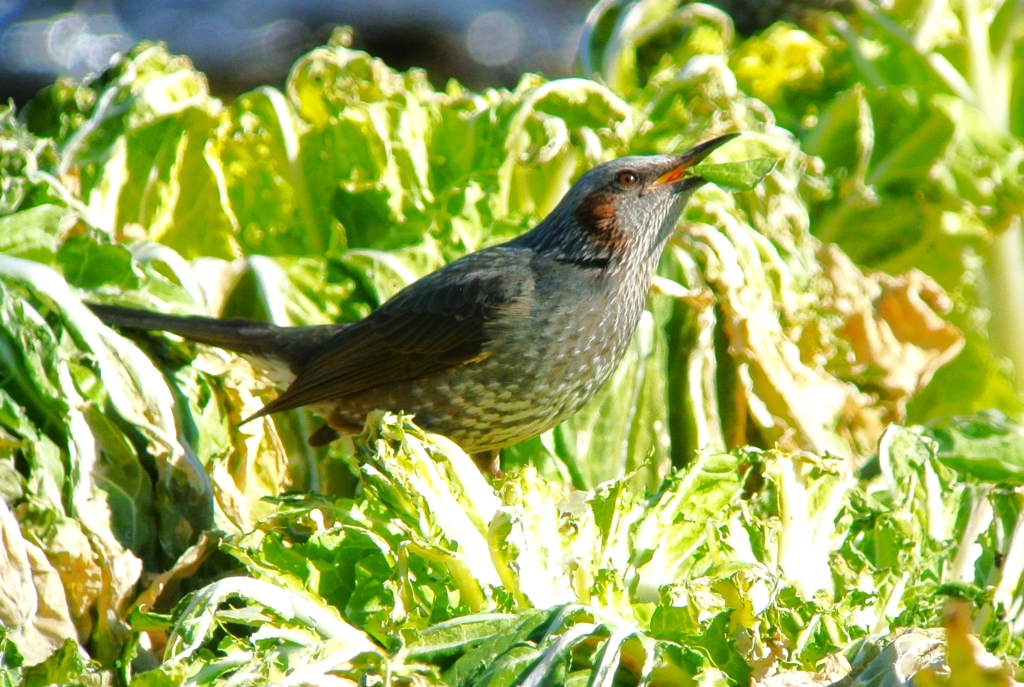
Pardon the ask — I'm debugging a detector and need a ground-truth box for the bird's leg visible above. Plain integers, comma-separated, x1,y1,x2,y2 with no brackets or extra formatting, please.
472,450,503,478
308,424,342,447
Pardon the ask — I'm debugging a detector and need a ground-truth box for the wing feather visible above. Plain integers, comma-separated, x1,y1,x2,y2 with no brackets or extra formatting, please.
249,248,533,418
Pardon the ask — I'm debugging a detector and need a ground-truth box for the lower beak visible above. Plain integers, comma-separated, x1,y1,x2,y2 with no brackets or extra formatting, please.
653,133,741,190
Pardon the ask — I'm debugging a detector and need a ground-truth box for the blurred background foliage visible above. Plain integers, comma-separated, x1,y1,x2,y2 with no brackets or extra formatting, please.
0,0,840,108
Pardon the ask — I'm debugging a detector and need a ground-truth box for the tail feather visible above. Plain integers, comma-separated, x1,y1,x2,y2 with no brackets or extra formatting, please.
88,304,344,373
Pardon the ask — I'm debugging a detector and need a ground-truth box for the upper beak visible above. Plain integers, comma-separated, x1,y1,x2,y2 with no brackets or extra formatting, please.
653,133,741,190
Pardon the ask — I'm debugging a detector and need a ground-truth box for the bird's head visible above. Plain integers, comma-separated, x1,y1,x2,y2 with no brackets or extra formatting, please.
523,133,739,271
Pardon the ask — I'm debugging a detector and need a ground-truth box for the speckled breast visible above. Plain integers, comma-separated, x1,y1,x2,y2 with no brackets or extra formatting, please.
326,276,648,453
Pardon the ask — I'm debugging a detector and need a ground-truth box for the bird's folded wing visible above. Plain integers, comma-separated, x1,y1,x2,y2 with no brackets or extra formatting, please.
249,254,533,418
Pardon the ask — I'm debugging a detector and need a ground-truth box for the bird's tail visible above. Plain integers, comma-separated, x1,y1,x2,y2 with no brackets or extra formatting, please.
88,304,343,372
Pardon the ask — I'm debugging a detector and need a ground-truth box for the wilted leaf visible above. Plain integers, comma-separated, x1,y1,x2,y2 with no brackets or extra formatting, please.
821,246,965,408
914,602,1017,687
0,500,78,666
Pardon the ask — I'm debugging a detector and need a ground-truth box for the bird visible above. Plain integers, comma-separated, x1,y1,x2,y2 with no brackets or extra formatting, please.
90,133,739,474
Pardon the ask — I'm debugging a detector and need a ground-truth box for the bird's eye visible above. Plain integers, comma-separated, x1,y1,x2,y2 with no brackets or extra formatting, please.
617,171,639,186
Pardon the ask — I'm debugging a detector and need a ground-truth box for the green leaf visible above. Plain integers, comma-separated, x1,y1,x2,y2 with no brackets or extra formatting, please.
926,412,1024,484
297,526,397,633
21,639,112,687
222,88,331,256
408,613,523,663
0,205,67,263
442,610,554,687
0,626,24,687
127,607,174,633
674,612,753,686
57,232,140,289
631,450,749,598
693,157,777,191
85,407,156,560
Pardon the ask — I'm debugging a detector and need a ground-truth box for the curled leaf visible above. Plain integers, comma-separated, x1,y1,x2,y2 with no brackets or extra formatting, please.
821,246,965,410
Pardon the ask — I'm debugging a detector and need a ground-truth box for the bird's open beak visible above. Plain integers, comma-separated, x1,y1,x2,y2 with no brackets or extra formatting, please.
653,133,741,190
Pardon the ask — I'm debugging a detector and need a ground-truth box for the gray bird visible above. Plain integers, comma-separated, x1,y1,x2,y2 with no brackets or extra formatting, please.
91,133,738,473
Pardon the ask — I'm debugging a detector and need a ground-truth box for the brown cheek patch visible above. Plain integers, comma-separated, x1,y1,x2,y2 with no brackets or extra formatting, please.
577,192,627,250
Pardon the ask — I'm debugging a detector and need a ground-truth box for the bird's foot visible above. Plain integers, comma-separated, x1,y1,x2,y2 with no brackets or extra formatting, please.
471,450,503,478
308,423,342,447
